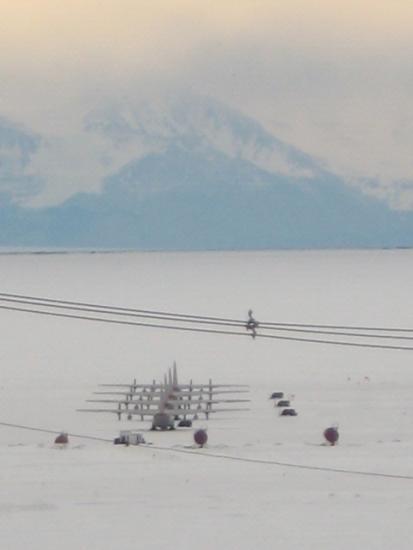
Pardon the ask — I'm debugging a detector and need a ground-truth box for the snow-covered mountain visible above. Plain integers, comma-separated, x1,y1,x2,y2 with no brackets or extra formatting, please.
84,95,318,179
1,96,412,249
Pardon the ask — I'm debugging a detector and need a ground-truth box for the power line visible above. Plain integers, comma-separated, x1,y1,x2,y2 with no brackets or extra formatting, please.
0,421,111,443
1,293,413,343
254,324,413,341
1,291,413,334
260,320,413,333
0,291,245,325
0,295,246,330
1,420,411,481
0,304,249,338
150,444,413,481
2,302,413,351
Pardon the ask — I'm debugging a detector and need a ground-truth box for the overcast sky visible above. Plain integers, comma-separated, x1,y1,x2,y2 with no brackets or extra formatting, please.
1,0,413,207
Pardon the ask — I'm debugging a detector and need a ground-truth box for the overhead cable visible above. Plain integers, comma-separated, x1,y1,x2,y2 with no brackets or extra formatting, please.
2,302,413,351
1,291,413,334
1,420,412,481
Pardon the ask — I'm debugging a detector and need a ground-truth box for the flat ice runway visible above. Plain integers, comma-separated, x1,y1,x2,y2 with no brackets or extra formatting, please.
1,249,412,549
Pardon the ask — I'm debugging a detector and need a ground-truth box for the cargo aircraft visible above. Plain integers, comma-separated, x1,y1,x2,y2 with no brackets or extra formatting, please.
78,363,250,430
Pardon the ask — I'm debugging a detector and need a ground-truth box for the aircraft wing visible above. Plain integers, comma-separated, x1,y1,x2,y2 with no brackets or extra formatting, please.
92,389,249,398
98,384,164,389
87,398,250,405
99,383,248,389
81,368,250,420
167,384,249,388
77,406,250,416
77,408,167,417
205,408,250,413
86,399,157,405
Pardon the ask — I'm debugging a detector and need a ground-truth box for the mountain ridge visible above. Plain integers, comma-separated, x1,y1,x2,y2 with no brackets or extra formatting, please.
1,96,412,249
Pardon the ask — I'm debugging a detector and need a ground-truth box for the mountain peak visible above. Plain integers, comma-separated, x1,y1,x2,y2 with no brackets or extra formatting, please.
84,94,319,179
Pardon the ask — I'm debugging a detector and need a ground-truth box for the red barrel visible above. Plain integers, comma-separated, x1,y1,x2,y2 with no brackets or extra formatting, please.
54,432,69,445
323,427,339,446
194,429,208,447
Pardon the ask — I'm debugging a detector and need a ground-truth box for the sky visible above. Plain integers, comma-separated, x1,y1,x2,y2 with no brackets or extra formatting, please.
1,0,413,207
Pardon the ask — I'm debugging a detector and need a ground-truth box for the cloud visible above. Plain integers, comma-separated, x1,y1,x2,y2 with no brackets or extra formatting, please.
1,0,413,207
